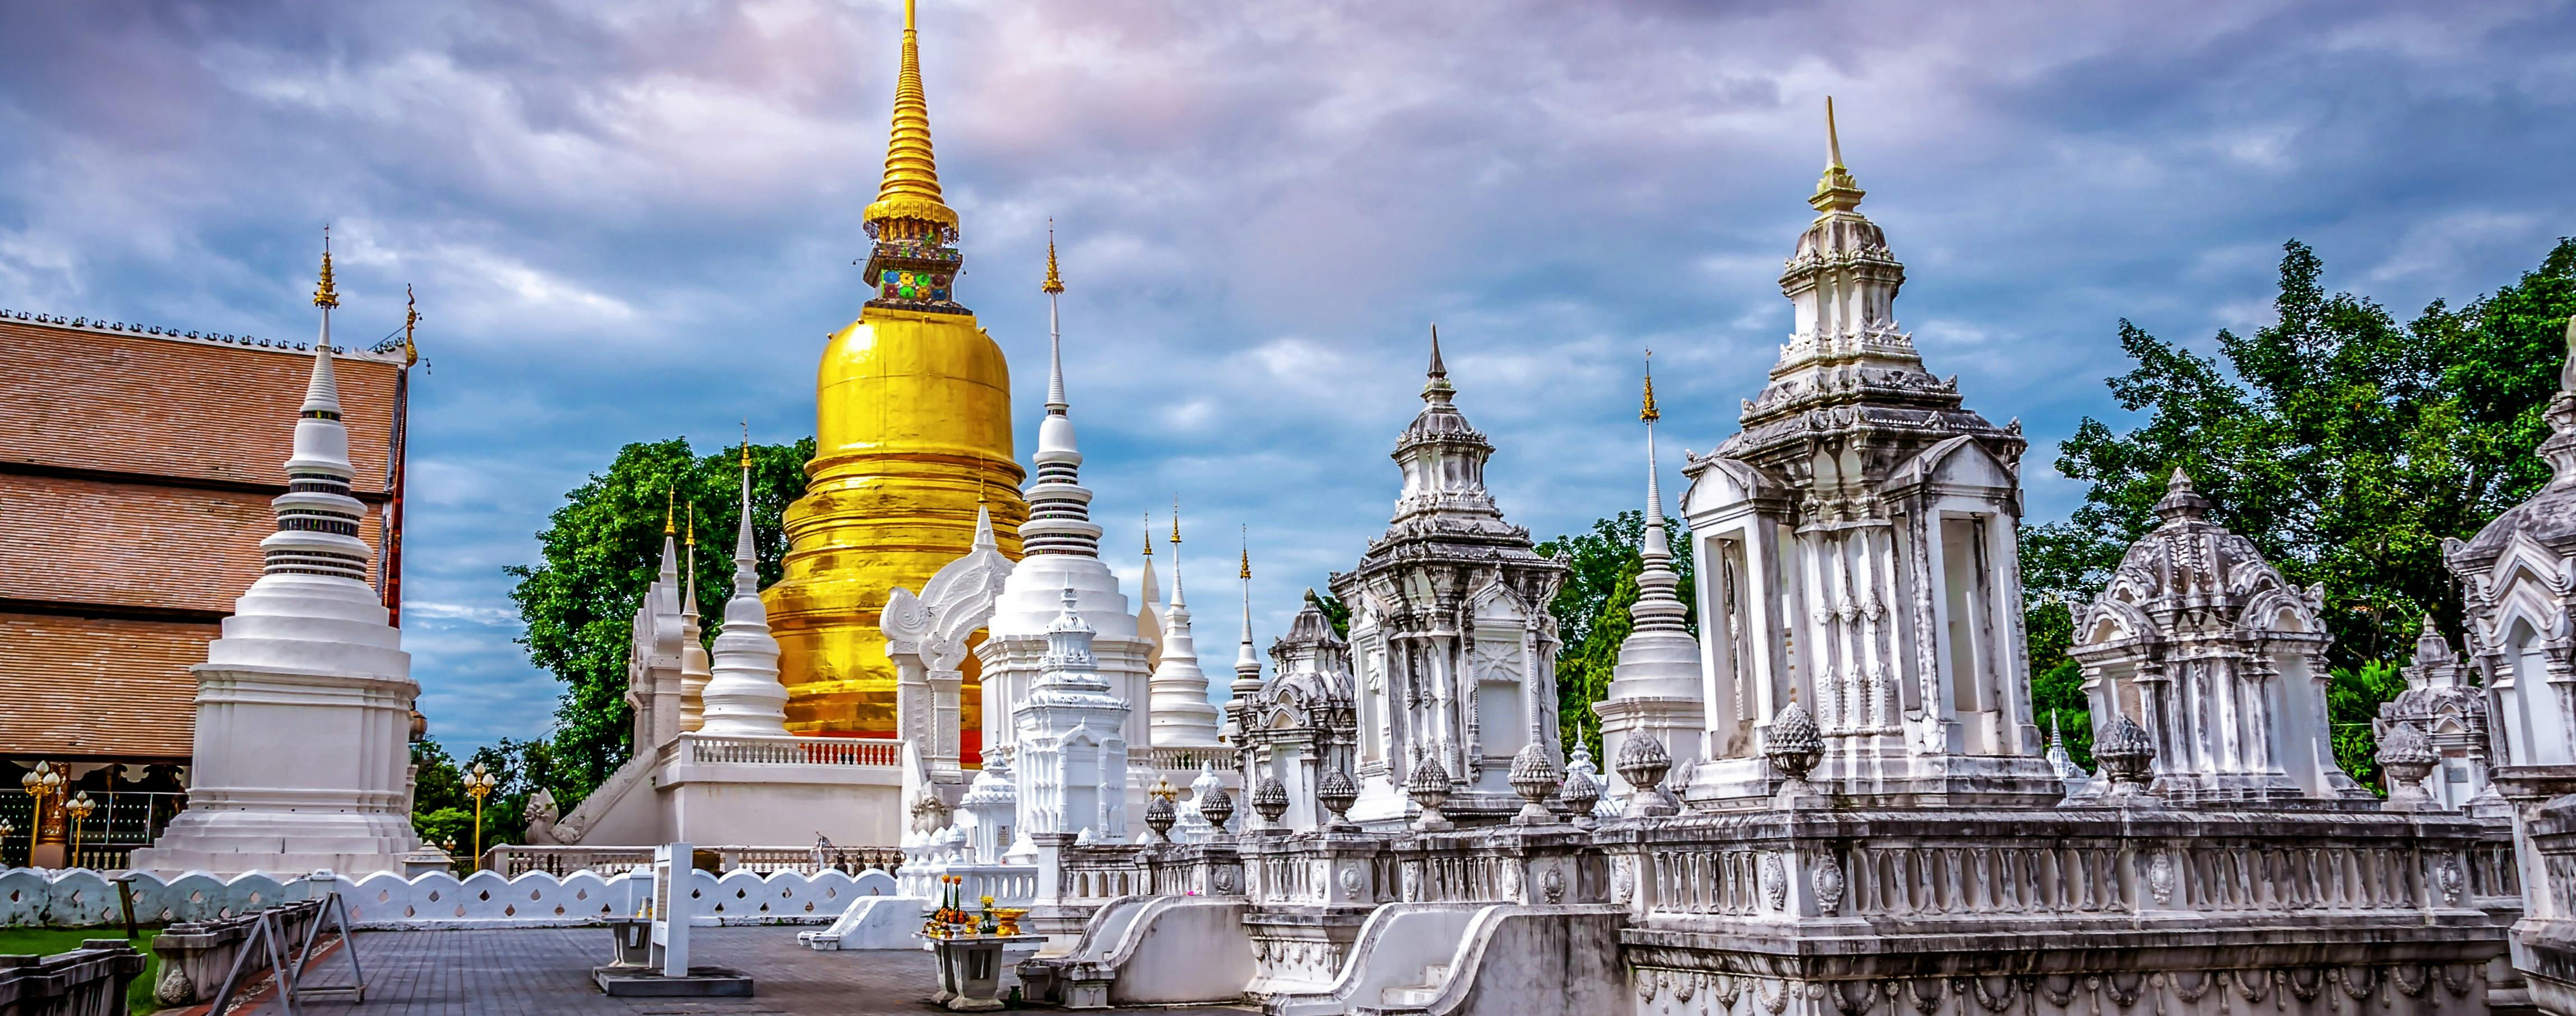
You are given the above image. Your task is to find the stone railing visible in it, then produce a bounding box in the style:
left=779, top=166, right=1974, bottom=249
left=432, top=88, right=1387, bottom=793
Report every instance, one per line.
left=0, top=939, right=146, bottom=1014
left=674, top=732, right=903, bottom=767
left=487, top=843, right=903, bottom=878
left=0, top=866, right=898, bottom=930
left=1597, top=809, right=2507, bottom=930
left=1140, top=745, right=1235, bottom=775
left=900, top=861, right=1040, bottom=908
left=1057, top=843, right=1153, bottom=903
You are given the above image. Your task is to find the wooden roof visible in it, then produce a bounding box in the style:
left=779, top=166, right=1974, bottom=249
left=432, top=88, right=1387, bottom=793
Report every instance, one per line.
left=0, top=314, right=406, bottom=761
left=0, top=316, right=402, bottom=494
left=0, top=613, right=212, bottom=759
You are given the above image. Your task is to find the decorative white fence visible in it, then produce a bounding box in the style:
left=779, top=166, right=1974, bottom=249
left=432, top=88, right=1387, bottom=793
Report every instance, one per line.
left=676, top=732, right=904, bottom=767
left=0, top=865, right=900, bottom=930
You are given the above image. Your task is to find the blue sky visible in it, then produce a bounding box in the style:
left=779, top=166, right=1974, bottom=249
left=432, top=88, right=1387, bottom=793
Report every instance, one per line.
left=5, top=0, right=2572, bottom=752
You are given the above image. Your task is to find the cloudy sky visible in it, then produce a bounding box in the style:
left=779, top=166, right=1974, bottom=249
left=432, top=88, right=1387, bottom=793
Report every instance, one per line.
left=6, top=0, right=2572, bottom=751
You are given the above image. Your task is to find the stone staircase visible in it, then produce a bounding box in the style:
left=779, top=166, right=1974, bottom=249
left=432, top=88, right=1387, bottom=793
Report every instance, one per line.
left=1375, top=962, right=1450, bottom=1009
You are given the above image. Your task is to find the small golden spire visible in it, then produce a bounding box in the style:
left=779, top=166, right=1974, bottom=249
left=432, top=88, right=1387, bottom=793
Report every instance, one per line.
left=1042, top=220, right=1065, bottom=295
left=1239, top=526, right=1252, bottom=580
left=740, top=420, right=752, bottom=469
left=400, top=284, right=420, bottom=366
left=1142, top=512, right=1153, bottom=557
left=665, top=488, right=678, bottom=535
left=1810, top=96, right=1866, bottom=214
left=863, top=0, right=958, bottom=231
left=313, top=226, right=341, bottom=309
left=1640, top=348, right=1661, bottom=423
left=1170, top=497, right=1182, bottom=545
left=687, top=504, right=697, bottom=547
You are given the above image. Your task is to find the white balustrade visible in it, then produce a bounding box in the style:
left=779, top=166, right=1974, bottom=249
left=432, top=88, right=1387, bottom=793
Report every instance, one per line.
left=0, top=866, right=899, bottom=930
left=678, top=733, right=903, bottom=767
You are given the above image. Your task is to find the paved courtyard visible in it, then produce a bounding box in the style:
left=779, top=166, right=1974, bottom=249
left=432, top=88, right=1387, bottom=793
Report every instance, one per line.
left=247, top=926, right=1255, bottom=1015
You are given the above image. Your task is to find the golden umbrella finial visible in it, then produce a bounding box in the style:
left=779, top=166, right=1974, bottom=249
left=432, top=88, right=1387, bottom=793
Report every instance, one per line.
left=1042, top=219, right=1065, bottom=295
left=313, top=225, right=341, bottom=309
left=863, top=0, right=958, bottom=231
left=665, top=488, right=678, bottom=535
left=740, top=420, right=753, bottom=470
left=1640, top=348, right=1660, bottom=423
left=1239, top=525, right=1252, bottom=580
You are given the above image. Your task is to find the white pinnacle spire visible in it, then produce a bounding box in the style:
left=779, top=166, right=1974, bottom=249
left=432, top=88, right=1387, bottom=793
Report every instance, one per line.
left=1138, top=512, right=1165, bottom=668
left=1148, top=500, right=1221, bottom=745
left=699, top=435, right=789, bottom=735
left=679, top=506, right=710, bottom=732
left=1233, top=528, right=1262, bottom=695
left=1022, top=226, right=1101, bottom=556
left=1607, top=354, right=1702, bottom=701
left=268, top=230, right=367, bottom=584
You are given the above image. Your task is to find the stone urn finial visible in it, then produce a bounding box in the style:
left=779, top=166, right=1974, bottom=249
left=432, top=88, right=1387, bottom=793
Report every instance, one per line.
left=1767, top=699, right=1827, bottom=809
left=1252, top=777, right=1291, bottom=830
left=2376, top=721, right=2442, bottom=812
left=2093, top=712, right=2161, bottom=805
left=1509, top=743, right=1562, bottom=824
left=1407, top=757, right=1454, bottom=832
left=1198, top=785, right=1236, bottom=838
left=1145, top=776, right=1179, bottom=843
left=1615, top=734, right=1679, bottom=818
left=1317, top=767, right=1360, bottom=830
left=1561, top=741, right=1605, bottom=827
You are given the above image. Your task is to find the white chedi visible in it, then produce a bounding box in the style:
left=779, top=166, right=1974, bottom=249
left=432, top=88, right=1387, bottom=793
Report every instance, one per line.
left=699, top=443, right=790, bottom=736
left=135, top=247, right=420, bottom=875
left=1147, top=512, right=1222, bottom=746
left=1169, top=761, right=1230, bottom=843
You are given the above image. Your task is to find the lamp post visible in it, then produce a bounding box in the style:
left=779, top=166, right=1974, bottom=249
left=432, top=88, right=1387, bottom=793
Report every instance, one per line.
left=19, top=763, right=62, bottom=867
left=0, top=819, right=13, bottom=868
left=464, top=762, right=498, bottom=872
left=64, top=792, right=96, bottom=867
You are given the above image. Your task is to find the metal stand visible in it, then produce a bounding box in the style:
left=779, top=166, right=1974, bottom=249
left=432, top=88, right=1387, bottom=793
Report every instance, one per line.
left=203, top=890, right=367, bottom=1015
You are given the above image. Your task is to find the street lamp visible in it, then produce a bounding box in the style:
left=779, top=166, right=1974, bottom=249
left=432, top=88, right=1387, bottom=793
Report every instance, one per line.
left=64, top=792, right=96, bottom=867
left=18, top=763, right=61, bottom=864
left=464, top=762, right=498, bottom=872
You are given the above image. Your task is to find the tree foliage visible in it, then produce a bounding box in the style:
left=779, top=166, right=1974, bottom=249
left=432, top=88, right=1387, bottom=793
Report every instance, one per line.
left=504, top=437, right=814, bottom=809
left=410, top=736, right=558, bottom=862
left=2027, top=238, right=2576, bottom=777
left=1539, top=510, right=1695, bottom=758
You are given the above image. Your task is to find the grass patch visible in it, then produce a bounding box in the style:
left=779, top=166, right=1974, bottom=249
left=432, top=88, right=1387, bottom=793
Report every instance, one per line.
left=0, top=927, right=163, bottom=1013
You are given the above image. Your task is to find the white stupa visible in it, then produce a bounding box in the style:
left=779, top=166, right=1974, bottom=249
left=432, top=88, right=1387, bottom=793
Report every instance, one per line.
left=976, top=231, right=1152, bottom=769
left=699, top=439, right=791, bottom=735
left=1146, top=506, right=1223, bottom=746
left=134, top=239, right=421, bottom=876
left=1596, top=356, right=1707, bottom=797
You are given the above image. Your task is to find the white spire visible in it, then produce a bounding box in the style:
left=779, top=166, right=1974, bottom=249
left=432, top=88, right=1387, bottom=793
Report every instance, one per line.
left=679, top=505, right=710, bottom=732
left=1606, top=354, right=1703, bottom=702
left=266, top=231, right=368, bottom=585
left=1022, top=226, right=1102, bottom=556
left=1233, top=528, right=1262, bottom=694
left=1138, top=512, right=1165, bottom=668
left=1148, top=500, right=1221, bottom=745
left=699, top=434, right=790, bottom=736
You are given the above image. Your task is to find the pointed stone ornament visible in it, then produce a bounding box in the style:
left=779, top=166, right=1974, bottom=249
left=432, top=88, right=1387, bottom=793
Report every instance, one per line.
left=699, top=438, right=790, bottom=736
left=1509, top=743, right=1563, bottom=824
left=1147, top=500, right=1221, bottom=745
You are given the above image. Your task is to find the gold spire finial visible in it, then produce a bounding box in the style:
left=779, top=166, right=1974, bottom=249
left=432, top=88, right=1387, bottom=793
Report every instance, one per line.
left=863, top=0, right=958, bottom=231
left=666, top=488, right=678, bottom=535
left=1239, top=526, right=1252, bottom=579
left=1142, top=512, right=1153, bottom=557
left=1042, top=220, right=1065, bottom=295
left=687, top=504, right=697, bottom=547
left=1641, top=348, right=1660, bottom=423
left=1809, top=96, right=1866, bottom=214
left=740, top=420, right=752, bottom=470
left=400, top=284, right=420, bottom=366
left=1171, top=497, right=1182, bottom=545
left=313, top=226, right=341, bottom=309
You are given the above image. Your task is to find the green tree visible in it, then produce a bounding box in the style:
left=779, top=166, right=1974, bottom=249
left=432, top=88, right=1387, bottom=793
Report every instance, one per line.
left=2030, top=238, right=2576, bottom=776
left=504, top=437, right=814, bottom=809
left=1537, top=510, right=1694, bottom=758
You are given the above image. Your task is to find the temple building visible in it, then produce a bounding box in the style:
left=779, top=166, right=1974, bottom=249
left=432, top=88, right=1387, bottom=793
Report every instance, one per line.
left=0, top=281, right=413, bottom=869
left=1679, top=100, right=2060, bottom=808
left=761, top=0, right=1031, bottom=756
left=1332, top=332, right=1569, bottom=827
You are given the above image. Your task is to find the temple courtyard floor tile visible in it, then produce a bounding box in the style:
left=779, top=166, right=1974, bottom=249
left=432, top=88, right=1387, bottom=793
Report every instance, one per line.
left=244, top=926, right=1257, bottom=1015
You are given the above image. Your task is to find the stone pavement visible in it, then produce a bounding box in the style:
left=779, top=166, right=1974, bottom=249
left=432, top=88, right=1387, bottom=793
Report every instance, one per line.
left=247, top=926, right=1255, bottom=1014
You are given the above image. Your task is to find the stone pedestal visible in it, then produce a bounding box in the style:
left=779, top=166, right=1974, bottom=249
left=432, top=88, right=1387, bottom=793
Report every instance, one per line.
left=925, top=934, right=1041, bottom=1012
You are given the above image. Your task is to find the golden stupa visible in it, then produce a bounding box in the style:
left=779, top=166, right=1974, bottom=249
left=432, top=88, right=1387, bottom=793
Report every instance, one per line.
left=763, top=0, right=1028, bottom=754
